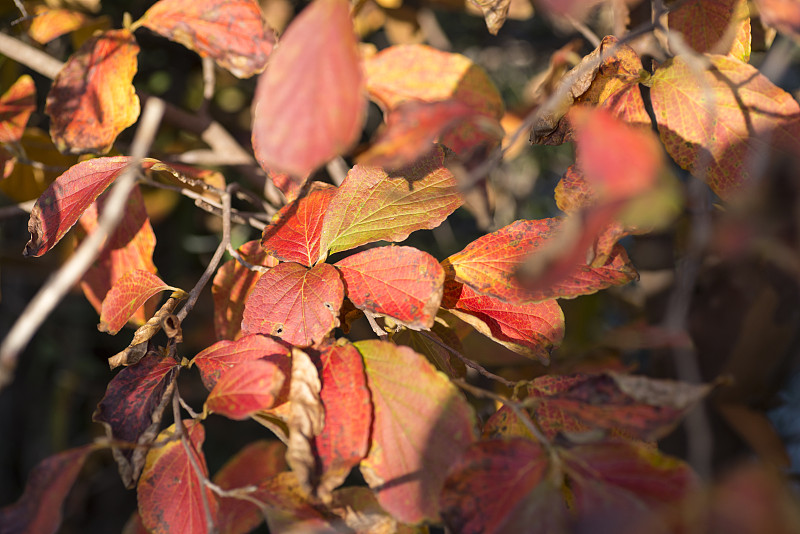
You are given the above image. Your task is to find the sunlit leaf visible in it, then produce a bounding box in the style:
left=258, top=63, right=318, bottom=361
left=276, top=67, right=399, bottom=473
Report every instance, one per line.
left=319, top=146, right=461, bottom=257
left=0, top=75, right=36, bottom=144
left=137, top=0, right=274, bottom=78
left=28, top=7, right=90, bottom=44
left=252, top=0, right=365, bottom=177
left=356, top=340, right=477, bottom=524
left=191, top=333, right=290, bottom=391
left=336, top=246, right=444, bottom=330
left=46, top=29, right=140, bottom=154
left=753, top=0, right=800, bottom=39
left=205, top=359, right=286, bottom=420
left=255, top=472, right=339, bottom=532
left=93, top=351, right=179, bottom=487
left=99, top=270, right=177, bottom=335
left=669, top=0, right=751, bottom=62
left=241, top=262, right=344, bottom=347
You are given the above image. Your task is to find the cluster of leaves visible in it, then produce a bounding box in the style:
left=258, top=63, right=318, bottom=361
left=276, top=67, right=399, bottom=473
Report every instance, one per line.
left=2, top=0, right=800, bottom=533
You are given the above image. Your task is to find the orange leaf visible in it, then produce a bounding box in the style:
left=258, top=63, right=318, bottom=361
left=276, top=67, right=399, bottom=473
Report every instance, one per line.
left=754, top=0, right=800, bottom=39
left=28, top=7, right=90, bottom=44
left=46, top=29, right=140, bottom=155
left=99, top=270, right=176, bottom=334
left=137, top=0, right=274, bottom=78
left=0, top=75, right=36, bottom=144
left=192, top=333, right=290, bottom=391
left=252, top=0, right=365, bottom=177
left=206, top=359, right=286, bottom=420
left=241, top=262, right=344, bottom=347
left=669, top=0, right=751, bottom=62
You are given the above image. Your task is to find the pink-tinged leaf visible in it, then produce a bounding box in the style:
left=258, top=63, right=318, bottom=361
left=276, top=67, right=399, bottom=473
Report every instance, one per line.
left=365, top=44, right=504, bottom=119
left=192, top=333, right=290, bottom=391
left=753, top=0, right=800, bottom=39
left=99, top=270, right=176, bottom=335
left=28, top=7, right=90, bottom=44
left=138, top=421, right=219, bottom=534
left=213, top=441, right=288, bottom=534
left=252, top=0, right=365, bottom=177
left=266, top=168, right=308, bottom=204
left=92, top=352, right=179, bottom=487
left=261, top=182, right=336, bottom=266
left=650, top=54, right=800, bottom=200
left=319, top=146, right=461, bottom=257
left=212, top=240, right=280, bottom=341
left=24, top=156, right=156, bottom=257
left=442, top=279, right=564, bottom=363
left=46, top=29, right=140, bottom=154
left=308, top=343, right=371, bottom=501
left=77, top=185, right=157, bottom=326
left=335, top=246, right=444, bottom=330
left=206, top=359, right=286, bottom=420
left=669, top=0, right=751, bottom=62
left=241, top=262, right=344, bottom=347
left=0, top=444, right=97, bottom=534
left=356, top=340, right=477, bottom=524
left=0, top=75, right=36, bottom=144
left=137, top=0, right=274, bottom=78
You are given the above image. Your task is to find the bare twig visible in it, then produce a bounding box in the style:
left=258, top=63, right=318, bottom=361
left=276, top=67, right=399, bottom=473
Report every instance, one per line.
left=201, top=57, right=216, bottom=112
left=565, top=14, right=601, bottom=47
left=0, top=98, right=165, bottom=391
left=179, top=396, right=202, bottom=419
left=417, top=330, right=516, bottom=388
left=325, top=157, right=348, bottom=186
left=0, top=32, right=62, bottom=78
left=226, top=244, right=270, bottom=273
left=365, top=312, right=388, bottom=338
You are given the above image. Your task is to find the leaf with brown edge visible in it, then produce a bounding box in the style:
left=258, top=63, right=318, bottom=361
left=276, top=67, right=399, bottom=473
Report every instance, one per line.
left=191, top=333, right=290, bottom=391
left=319, top=146, right=461, bottom=258
left=92, top=351, right=179, bottom=487
left=137, top=0, right=274, bottom=78
left=442, top=279, right=564, bottom=364
left=669, top=0, right=751, bottom=62
left=356, top=340, right=477, bottom=524
left=205, top=359, right=286, bottom=420
left=77, top=185, right=157, bottom=326
left=254, top=472, right=339, bottom=532
left=241, top=262, right=344, bottom=347
left=28, top=7, right=90, bottom=44
left=212, top=240, right=280, bottom=341
left=24, top=157, right=157, bottom=257
left=335, top=246, right=444, bottom=330
left=138, top=421, right=219, bottom=534
left=470, top=0, right=512, bottom=35
left=252, top=0, right=364, bottom=178
left=213, top=441, right=287, bottom=534
left=0, top=75, right=35, bottom=144
left=46, top=29, right=139, bottom=154
left=0, top=444, right=98, bottom=534
left=261, top=182, right=336, bottom=267
left=365, top=44, right=504, bottom=119
left=99, top=270, right=178, bottom=335
left=650, top=54, right=800, bottom=201
left=328, top=486, right=428, bottom=534
left=753, top=0, right=800, bottom=39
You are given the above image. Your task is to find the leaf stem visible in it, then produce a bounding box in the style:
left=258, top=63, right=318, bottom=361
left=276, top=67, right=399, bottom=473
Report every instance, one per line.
left=417, top=330, right=515, bottom=388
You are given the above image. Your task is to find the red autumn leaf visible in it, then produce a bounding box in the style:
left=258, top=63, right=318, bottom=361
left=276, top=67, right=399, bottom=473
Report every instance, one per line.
left=319, top=146, right=461, bottom=257
left=753, top=0, right=800, bottom=39
left=24, top=157, right=156, bottom=257
left=99, top=270, right=176, bottom=334
left=356, top=340, right=477, bottom=524
left=261, top=182, right=336, bottom=266
left=650, top=54, right=800, bottom=200
left=137, top=0, right=274, bottom=78
left=241, top=262, right=344, bottom=347
left=77, top=185, right=157, bottom=326
left=669, top=0, right=751, bottom=61
left=266, top=168, right=308, bottom=204
left=46, top=29, right=140, bottom=154
left=335, top=246, right=444, bottom=330
left=0, top=444, right=97, bottom=534
left=206, top=359, right=286, bottom=420
left=309, top=342, right=372, bottom=501
left=138, top=421, right=219, bottom=534
left=28, top=7, right=90, bottom=44
left=442, top=279, right=564, bottom=363
left=535, top=0, right=610, bottom=19
left=0, top=74, right=36, bottom=144
left=252, top=0, right=365, bottom=178
left=92, top=351, right=179, bottom=487
left=212, top=240, right=280, bottom=341
left=192, top=333, right=290, bottom=391
left=213, top=441, right=288, bottom=534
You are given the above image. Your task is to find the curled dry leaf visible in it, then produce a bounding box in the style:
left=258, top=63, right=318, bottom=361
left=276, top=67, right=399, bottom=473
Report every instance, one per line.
left=470, top=0, right=512, bottom=35
left=107, top=297, right=184, bottom=369
left=286, top=348, right=325, bottom=497
left=99, top=270, right=178, bottom=335
left=0, top=75, right=36, bottom=144
left=46, top=29, right=140, bottom=154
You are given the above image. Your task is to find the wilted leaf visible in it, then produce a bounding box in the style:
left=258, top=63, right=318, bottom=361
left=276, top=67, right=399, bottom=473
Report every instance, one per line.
left=650, top=54, right=800, bottom=200
left=138, top=421, right=218, bottom=534
left=0, top=445, right=97, bottom=534
left=356, top=340, right=477, bottom=524
left=99, top=270, right=176, bottom=335
left=319, top=146, right=461, bottom=257
left=252, top=0, right=365, bottom=177
left=753, top=0, right=800, bottom=39
left=206, top=359, right=286, bottom=420
left=669, top=0, right=751, bottom=61
left=191, top=333, right=290, bottom=391
left=137, top=0, right=274, bottom=78
left=470, top=0, right=512, bottom=35
left=0, top=75, right=36, bottom=144
left=28, top=7, right=90, bottom=44
left=329, top=486, right=427, bottom=533
left=261, top=182, right=336, bottom=266
left=93, top=351, right=179, bottom=487
left=335, top=246, right=444, bottom=330
left=241, top=262, right=344, bottom=347
left=212, top=240, right=280, bottom=341
left=46, top=29, right=140, bottom=154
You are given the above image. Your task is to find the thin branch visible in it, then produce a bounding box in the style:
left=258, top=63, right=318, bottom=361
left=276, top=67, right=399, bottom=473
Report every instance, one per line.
left=226, top=244, right=270, bottom=273
left=179, top=396, right=202, bottom=420
left=0, top=32, right=62, bottom=78
left=565, top=14, right=601, bottom=47
left=325, top=157, right=348, bottom=186
left=201, top=57, right=216, bottom=113
left=365, top=312, right=388, bottom=338
left=0, top=98, right=165, bottom=391
left=417, top=330, right=516, bottom=388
